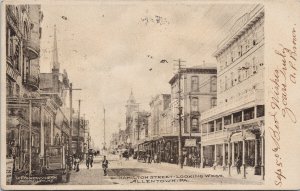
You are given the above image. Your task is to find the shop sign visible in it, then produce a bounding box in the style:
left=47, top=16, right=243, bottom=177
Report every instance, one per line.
left=6, top=159, right=14, bottom=185
left=185, top=139, right=197, bottom=147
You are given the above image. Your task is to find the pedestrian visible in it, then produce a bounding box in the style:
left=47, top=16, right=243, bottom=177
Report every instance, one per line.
left=74, top=155, right=80, bottom=172
left=102, top=155, right=109, bottom=176
left=236, top=156, right=242, bottom=174
left=154, top=153, right=158, bottom=163
left=147, top=152, right=151, bottom=164
left=86, top=153, right=94, bottom=169
left=202, top=157, right=206, bottom=168
left=86, top=154, right=90, bottom=169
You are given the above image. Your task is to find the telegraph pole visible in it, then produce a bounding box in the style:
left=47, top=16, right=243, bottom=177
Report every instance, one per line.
left=77, top=99, right=81, bottom=154
left=103, top=107, right=106, bottom=150
left=68, top=83, right=81, bottom=160
left=174, top=58, right=185, bottom=169
left=136, top=103, right=140, bottom=141
left=29, top=100, right=32, bottom=176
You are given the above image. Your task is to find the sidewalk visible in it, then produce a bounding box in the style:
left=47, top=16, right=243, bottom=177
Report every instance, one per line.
left=154, top=161, right=263, bottom=183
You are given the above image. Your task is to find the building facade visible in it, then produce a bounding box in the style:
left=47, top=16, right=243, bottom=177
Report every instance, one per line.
left=169, top=66, right=217, bottom=163
left=200, top=4, right=265, bottom=179
left=6, top=5, right=44, bottom=177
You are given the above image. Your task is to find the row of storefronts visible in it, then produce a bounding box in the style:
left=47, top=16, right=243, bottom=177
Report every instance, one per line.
left=5, top=5, right=90, bottom=184
left=120, top=4, right=265, bottom=180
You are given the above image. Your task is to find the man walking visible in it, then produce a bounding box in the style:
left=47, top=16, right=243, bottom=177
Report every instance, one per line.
left=102, top=155, right=109, bottom=176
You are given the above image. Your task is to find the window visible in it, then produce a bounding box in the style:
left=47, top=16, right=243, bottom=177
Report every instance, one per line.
left=225, top=76, right=228, bottom=90
left=252, top=31, right=257, bottom=46
left=257, top=105, right=265, bottom=117
left=224, top=115, right=232, bottom=125
left=244, top=107, right=254, bottom=121
left=252, top=57, right=257, bottom=74
left=231, top=72, right=234, bottom=87
left=245, top=62, right=250, bottom=78
left=191, top=118, right=199, bottom=133
left=211, top=97, right=217, bottom=108
left=233, top=111, right=242, bottom=123
left=191, top=76, right=199, bottom=92
left=6, top=79, right=13, bottom=97
left=191, top=97, right=198, bottom=112
left=210, top=76, right=217, bottom=92
left=216, top=118, right=222, bottom=131
left=219, top=79, right=223, bottom=92
left=208, top=121, right=214, bottom=133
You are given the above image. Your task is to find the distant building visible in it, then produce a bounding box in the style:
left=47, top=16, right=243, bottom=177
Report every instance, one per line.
left=125, top=90, right=139, bottom=147
left=200, top=4, right=264, bottom=178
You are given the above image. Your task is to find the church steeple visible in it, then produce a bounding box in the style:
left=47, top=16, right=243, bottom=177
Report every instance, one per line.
left=51, top=25, right=60, bottom=73
left=128, top=88, right=136, bottom=104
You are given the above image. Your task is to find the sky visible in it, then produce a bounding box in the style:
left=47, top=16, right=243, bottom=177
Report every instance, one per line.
left=39, top=2, right=256, bottom=149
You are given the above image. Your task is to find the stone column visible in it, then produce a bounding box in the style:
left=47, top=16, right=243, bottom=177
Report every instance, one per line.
left=242, top=137, right=246, bottom=179
left=201, top=145, right=204, bottom=168
left=222, top=117, right=225, bottom=131
left=254, top=139, right=258, bottom=167
left=40, top=105, right=45, bottom=157
left=232, top=142, right=235, bottom=166
left=214, top=120, right=217, bottom=133
left=206, top=123, right=209, bottom=135
left=214, top=144, right=217, bottom=165
left=228, top=141, right=231, bottom=176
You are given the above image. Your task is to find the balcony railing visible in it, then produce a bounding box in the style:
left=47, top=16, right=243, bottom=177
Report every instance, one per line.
left=24, top=39, right=40, bottom=60
left=202, top=129, right=227, bottom=140
left=201, top=89, right=264, bottom=121
left=23, top=74, right=39, bottom=91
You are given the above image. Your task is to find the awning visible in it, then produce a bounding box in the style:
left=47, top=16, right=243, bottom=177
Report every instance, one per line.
left=231, top=131, right=256, bottom=142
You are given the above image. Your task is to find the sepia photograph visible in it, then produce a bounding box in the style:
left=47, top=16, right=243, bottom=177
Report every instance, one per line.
left=3, top=0, right=298, bottom=189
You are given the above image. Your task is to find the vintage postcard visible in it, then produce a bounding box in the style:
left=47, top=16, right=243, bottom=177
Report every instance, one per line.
left=1, top=0, right=300, bottom=190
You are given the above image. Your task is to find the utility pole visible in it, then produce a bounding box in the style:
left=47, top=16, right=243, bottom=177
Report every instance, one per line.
left=29, top=100, right=32, bottom=176
left=77, top=99, right=81, bottom=154
left=174, top=58, right=186, bottom=169
left=67, top=83, right=81, bottom=160
left=103, top=107, right=106, bottom=150
left=136, top=103, right=140, bottom=141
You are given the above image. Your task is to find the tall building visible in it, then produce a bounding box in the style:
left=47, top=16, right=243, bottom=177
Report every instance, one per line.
left=200, top=4, right=264, bottom=178
left=6, top=5, right=43, bottom=176
left=131, top=110, right=150, bottom=149
left=169, top=66, right=217, bottom=162
left=125, top=90, right=139, bottom=146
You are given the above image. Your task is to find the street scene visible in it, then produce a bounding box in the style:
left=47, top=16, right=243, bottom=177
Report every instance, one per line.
left=5, top=2, right=265, bottom=186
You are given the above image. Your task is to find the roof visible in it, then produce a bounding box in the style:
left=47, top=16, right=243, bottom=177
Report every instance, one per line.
left=213, top=5, right=264, bottom=57
left=169, top=66, right=217, bottom=85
